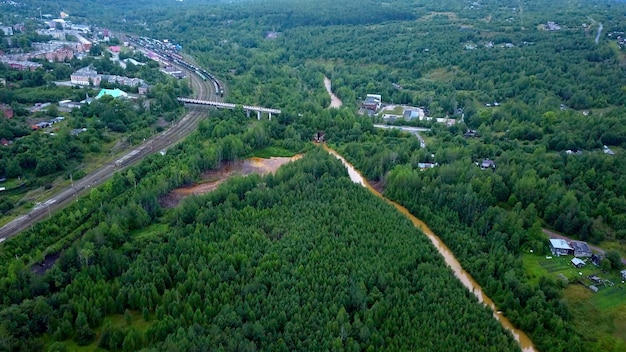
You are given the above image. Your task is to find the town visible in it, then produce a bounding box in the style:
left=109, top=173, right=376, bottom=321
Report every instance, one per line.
left=2, top=1, right=626, bottom=351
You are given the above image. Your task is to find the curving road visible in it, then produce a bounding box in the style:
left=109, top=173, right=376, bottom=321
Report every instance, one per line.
left=0, top=60, right=217, bottom=241
left=373, top=124, right=429, bottom=148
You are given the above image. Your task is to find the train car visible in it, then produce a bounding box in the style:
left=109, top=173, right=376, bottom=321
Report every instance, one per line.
left=195, top=70, right=207, bottom=81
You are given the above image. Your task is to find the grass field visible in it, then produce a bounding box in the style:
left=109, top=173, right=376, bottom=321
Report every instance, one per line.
left=523, top=253, right=626, bottom=350
left=522, top=253, right=599, bottom=285
left=131, top=223, right=169, bottom=241
left=44, top=310, right=154, bottom=352
left=599, top=240, right=626, bottom=260
left=252, top=146, right=298, bottom=158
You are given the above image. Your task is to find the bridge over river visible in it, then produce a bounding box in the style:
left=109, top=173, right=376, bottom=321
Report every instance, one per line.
left=178, top=97, right=281, bottom=120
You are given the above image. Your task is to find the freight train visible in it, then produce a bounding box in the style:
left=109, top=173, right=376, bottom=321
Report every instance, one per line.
left=128, top=36, right=224, bottom=97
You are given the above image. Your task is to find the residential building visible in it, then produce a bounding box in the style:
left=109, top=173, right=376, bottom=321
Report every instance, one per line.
left=75, top=34, right=92, bottom=51
left=0, top=26, right=13, bottom=36
left=71, top=67, right=101, bottom=86
left=45, top=48, right=74, bottom=62
left=1, top=104, right=13, bottom=119
left=1, top=59, right=43, bottom=71
left=101, top=75, right=145, bottom=87
left=362, top=94, right=382, bottom=112
left=138, top=84, right=149, bottom=95
left=570, top=241, right=592, bottom=258
left=550, top=239, right=574, bottom=256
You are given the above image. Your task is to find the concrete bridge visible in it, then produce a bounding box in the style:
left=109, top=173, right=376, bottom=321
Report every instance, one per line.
left=178, top=97, right=281, bottom=120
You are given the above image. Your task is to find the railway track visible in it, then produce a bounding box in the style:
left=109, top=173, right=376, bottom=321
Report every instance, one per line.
left=0, top=59, right=215, bottom=240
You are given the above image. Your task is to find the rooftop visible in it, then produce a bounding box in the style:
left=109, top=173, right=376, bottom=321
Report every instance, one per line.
left=96, top=88, right=128, bottom=99
left=550, top=239, right=573, bottom=251
left=570, top=241, right=591, bottom=253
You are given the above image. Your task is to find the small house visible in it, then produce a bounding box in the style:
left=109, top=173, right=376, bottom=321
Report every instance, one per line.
left=603, top=145, right=615, bottom=156
left=464, top=130, right=479, bottom=138
left=550, top=239, right=574, bottom=256
left=480, top=159, right=496, bottom=170
left=418, top=162, right=438, bottom=170
left=570, top=241, right=592, bottom=257
left=591, top=254, right=603, bottom=266
left=313, top=132, right=325, bottom=143
left=571, top=257, right=585, bottom=268
left=138, top=84, right=149, bottom=95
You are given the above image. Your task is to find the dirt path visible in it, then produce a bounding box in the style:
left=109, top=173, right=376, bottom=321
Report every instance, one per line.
left=542, top=228, right=626, bottom=264
left=323, top=76, right=343, bottom=108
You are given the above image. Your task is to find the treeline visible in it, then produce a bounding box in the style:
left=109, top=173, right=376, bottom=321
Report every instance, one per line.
left=329, top=115, right=625, bottom=351
left=0, top=111, right=266, bottom=350
left=0, top=115, right=519, bottom=351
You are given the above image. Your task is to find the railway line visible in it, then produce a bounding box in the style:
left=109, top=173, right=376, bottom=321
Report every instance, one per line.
left=0, top=50, right=215, bottom=241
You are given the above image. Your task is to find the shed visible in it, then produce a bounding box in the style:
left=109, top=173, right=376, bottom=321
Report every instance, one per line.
left=571, top=257, right=585, bottom=268
left=621, top=270, right=626, bottom=280
left=589, top=285, right=599, bottom=293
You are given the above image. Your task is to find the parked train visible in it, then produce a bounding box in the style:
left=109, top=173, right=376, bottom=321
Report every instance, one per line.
left=128, top=36, right=224, bottom=97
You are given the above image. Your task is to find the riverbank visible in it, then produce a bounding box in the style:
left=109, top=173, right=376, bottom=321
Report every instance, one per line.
left=324, top=145, right=536, bottom=352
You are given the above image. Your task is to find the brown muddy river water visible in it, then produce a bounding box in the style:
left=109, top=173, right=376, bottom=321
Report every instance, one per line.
left=324, top=145, right=536, bottom=352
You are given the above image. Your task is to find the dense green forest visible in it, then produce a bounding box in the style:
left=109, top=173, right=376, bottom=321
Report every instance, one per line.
left=2, top=0, right=626, bottom=350
left=0, top=114, right=519, bottom=351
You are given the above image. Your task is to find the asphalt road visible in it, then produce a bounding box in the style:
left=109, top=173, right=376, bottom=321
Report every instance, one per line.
left=0, top=61, right=216, bottom=241
left=373, top=124, right=429, bottom=148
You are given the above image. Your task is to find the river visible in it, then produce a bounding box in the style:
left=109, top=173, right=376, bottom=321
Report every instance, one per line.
left=324, top=145, right=536, bottom=352
left=324, top=76, right=343, bottom=108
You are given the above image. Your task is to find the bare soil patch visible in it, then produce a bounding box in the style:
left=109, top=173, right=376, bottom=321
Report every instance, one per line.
left=160, top=155, right=302, bottom=208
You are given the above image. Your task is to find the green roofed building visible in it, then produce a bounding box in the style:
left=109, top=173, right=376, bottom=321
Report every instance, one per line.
left=96, top=88, right=128, bottom=99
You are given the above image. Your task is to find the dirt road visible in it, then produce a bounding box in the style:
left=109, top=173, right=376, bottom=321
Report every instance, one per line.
left=323, top=76, right=343, bottom=108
